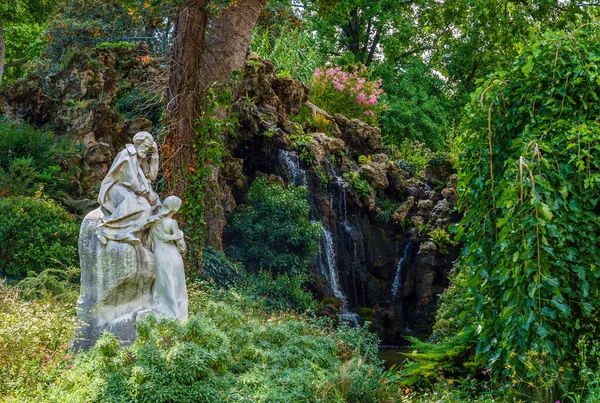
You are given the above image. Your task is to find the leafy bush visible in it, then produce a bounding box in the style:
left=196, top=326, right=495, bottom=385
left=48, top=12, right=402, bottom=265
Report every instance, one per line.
left=386, top=139, right=435, bottom=174
left=0, top=119, right=77, bottom=198
left=247, top=270, right=317, bottom=312
left=28, top=283, right=398, bottom=403
left=200, top=246, right=245, bottom=288
left=0, top=197, right=79, bottom=281
left=0, top=281, right=77, bottom=398
left=456, top=24, right=600, bottom=398
left=344, top=171, right=371, bottom=199
left=310, top=65, right=386, bottom=124
left=225, top=177, right=322, bottom=277
left=428, top=227, right=455, bottom=255
left=289, top=132, right=315, bottom=165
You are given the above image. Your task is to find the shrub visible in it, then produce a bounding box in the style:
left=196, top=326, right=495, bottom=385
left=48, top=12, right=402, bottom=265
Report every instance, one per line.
left=32, top=283, right=396, bottom=403
left=310, top=65, right=386, bottom=124
left=386, top=139, right=435, bottom=174
left=344, top=171, right=371, bottom=199
left=200, top=246, right=245, bottom=288
left=0, top=281, right=77, bottom=398
left=0, top=197, right=79, bottom=281
left=0, top=119, right=77, bottom=199
left=225, top=177, right=322, bottom=277
left=247, top=270, right=317, bottom=312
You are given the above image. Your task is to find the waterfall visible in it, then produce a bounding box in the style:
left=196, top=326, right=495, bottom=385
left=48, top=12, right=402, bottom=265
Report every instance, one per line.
left=320, top=229, right=345, bottom=301
left=278, top=150, right=307, bottom=186
left=319, top=228, right=360, bottom=327
left=330, top=167, right=349, bottom=221
left=392, top=242, right=412, bottom=299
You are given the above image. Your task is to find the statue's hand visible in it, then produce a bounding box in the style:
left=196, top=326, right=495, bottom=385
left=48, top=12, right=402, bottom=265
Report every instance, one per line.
left=151, top=142, right=158, bottom=154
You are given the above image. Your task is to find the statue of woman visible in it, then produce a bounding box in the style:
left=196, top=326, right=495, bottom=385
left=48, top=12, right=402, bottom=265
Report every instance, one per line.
left=147, top=196, right=188, bottom=320
left=96, top=131, right=161, bottom=245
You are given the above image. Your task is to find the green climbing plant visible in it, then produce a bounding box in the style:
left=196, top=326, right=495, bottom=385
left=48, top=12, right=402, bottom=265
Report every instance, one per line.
left=456, top=22, right=600, bottom=399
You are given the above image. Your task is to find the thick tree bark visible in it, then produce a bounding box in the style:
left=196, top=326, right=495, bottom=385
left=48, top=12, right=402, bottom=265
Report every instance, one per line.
left=0, top=16, right=6, bottom=87
left=199, top=0, right=268, bottom=93
left=164, top=0, right=208, bottom=195
left=198, top=0, right=268, bottom=250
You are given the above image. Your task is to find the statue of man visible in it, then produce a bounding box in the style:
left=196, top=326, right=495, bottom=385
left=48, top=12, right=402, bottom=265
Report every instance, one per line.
left=96, top=131, right=161, bottom=245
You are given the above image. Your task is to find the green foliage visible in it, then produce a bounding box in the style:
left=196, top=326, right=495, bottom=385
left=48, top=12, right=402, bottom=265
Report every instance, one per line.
left=375, top=59, right=455, bottom=151
left=17, top=265, right=80, bottom=302
left=428, top=227, right=455, bottom=255
left=0, top=0, right=56, bottom=82
left=95, top=41, right=135, bottom=49
left=0, top=119, right=77, bottom=198
left=200, top=246, right=245, bottom=288
left=289, top=132, right=315, bottom=166
left=357, top=154, right=371, bottom=166
left=115, top=88, right=165, bottom=128
left=24, top=283, right=398, bottom=403
left=376, top=197, right=398, bottom=225
left=344, top=171, right=371, bottom=199
left=402, top=329, right=481, bottom=388
left=250, top=23, right=326, bottom=83
left=388, top=139, right=435, bottom=174
left=0, top=196, right=79, bottom=281
left=456, top=23, right=600, bottom=397
left=182, top=85, right=235, bottom=277
left=247, top=270, right=317, bottom=313
left=0, top=281, right=77, bottom=398
left=226, top=177, right=323, bottom=277
left=39, top=0, right=175, bottom=63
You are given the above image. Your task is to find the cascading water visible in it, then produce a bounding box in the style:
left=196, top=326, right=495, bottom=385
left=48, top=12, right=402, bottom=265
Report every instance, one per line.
left=278, top=149, right=307, bottom=186
left=319, top=228, right=359, bottom=327
left=320, top=229, right=345, bottom=301
left=392, top=242, right=412, bottom=300
left=330, top=167, right=349, bottom=221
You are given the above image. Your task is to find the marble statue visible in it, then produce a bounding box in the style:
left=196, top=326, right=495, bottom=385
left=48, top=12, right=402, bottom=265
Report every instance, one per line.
left=76, top=132, right=188, bottom=349
left=147, top=196, right=188, bottom=321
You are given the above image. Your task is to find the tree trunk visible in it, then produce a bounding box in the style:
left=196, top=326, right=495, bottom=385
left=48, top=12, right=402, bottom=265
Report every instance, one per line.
left=199, top=0, right=268, bottom=93
left=164, top=0, right=208, bottom=196
left=198, top=0, right=268, bottom=250
left=0, top=16, right=6, bottom=87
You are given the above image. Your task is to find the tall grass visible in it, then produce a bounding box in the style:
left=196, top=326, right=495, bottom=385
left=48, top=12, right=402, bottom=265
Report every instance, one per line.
left=250, top=23, right=326, bottom=83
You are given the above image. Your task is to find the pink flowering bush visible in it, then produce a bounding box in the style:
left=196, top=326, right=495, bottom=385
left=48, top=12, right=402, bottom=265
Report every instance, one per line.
left=310, top=65, right=386, bottom=125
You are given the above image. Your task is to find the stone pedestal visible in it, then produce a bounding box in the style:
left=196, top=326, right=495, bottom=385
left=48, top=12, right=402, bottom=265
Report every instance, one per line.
left=75, top=208, right=155, bottom=349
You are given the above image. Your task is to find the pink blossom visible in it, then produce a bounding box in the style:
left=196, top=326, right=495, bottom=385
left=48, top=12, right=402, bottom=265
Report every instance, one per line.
left=65, top=356, right=72, bottom=361
left=356, top=92, right=366, bottom=104
left=334, top=83, right=345, bottom=92
left=66, top=365, right=73, bottom=370
left=364, top=110, right=375, bottom=117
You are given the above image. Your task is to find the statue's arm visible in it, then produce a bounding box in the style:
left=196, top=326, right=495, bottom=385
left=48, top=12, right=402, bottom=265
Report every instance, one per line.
left=169, top=219, right=187, bottom=255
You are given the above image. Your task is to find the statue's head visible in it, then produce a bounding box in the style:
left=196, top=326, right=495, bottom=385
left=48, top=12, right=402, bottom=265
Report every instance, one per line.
left=160, top=196, right=182, bottom=217
left=132, top=131, right=154, bottom=158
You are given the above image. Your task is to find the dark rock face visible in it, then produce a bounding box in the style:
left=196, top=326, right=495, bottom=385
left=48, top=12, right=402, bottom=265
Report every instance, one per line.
left=218, top=58, right=461, bottom=344
left=333, top=113, right=383, bottom=156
